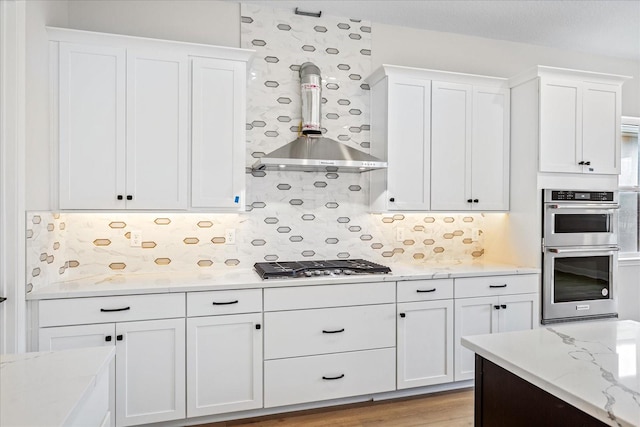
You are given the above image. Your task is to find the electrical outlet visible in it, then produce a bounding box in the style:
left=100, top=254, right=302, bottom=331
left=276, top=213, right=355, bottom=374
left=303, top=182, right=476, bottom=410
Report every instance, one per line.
left=225, top=228, right=236, bottom=245
left=130, top=230, right=142, bottom=247
left=396, top=227, right=405, bottom=242
left=472, top=228, right=481, bottom=241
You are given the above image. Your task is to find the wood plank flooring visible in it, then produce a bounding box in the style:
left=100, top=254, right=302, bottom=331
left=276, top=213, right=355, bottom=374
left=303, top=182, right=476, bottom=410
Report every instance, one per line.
left=199, top=388, right=474, bottom=427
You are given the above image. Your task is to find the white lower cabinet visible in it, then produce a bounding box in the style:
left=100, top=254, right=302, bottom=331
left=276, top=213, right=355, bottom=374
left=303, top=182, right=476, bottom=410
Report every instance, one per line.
left=263, top=282, right=396, bottom=408
left=186, top=313, right=263, bottom=417
left=264, top=348, right=396, bottom=408
left=454, top=291, right=538, bottom=381
left=38, top=294, right=186, bottom=427
left=397, top=299, right=454, bottom=389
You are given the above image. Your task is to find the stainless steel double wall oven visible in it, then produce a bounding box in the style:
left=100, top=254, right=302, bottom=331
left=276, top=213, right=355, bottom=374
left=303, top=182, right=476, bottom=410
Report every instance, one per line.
left=542, top=189, right=619, bottom=324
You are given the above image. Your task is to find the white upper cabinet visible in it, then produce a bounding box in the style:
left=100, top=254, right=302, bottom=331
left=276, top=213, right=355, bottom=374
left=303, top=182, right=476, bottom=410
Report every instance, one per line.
left=50, top=27, right=253, bottom=211
left=191, top=58, right=247, bottom=210
left=368, top=65, right=509, bottom=212
left=513, top=66, right=628, bottom=175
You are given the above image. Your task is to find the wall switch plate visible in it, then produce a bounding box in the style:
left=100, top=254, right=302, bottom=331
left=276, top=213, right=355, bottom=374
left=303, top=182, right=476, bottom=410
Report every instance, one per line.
left=396, top=227, right=406, bottom=242
left=225, top=228, right=236, bottom=245
left=130, top=230, right=142, bottom=247
left=472, top=228, right=481, bottom=241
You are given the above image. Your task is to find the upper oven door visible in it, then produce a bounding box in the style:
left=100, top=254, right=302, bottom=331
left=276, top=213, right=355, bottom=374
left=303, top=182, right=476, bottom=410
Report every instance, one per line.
left=544, top=203, right=619, bottom=247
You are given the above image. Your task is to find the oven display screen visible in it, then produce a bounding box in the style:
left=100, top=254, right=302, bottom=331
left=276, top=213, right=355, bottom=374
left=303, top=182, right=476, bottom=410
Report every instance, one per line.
left=553, top=256, right=611, bottom=303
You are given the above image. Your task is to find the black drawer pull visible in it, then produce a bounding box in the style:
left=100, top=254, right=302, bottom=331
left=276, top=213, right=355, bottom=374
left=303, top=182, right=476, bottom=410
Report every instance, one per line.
left=389, top=197, right=395, bottom=202
left=117, top=195, right=123, bottom=200
left=105, top=335, right=112, bottom=342
left=116, top=335, right=123, bottom=341
left=473, top=199, right=479, bottom=203
left=126, top=195, right=133, bottom=200
left=399, top=313, right=406, bottom=318
left=467, top=199, right=473, bottom=203
left=489, top=284, right=507, bottom=288
left=501, top=304, right=507, bottom=309
left=100, top=307, right=131, bottom=312
left=494, top=305, right=501, bottom=310
left=212, top=300, right=239, bottom=305
left=255, top=324, right=261, bottom=330
left=416, top=288, right=437, bottom=293
left=322, top=328, right=345, bottom=334
left=322, top=374, right=345, bottom=380
left=584, top=161, right=591, bottom=166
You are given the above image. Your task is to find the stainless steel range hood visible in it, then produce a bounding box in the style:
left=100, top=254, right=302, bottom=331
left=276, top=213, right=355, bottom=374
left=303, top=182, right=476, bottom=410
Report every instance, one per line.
left=252, top=62, right=387, bottom=173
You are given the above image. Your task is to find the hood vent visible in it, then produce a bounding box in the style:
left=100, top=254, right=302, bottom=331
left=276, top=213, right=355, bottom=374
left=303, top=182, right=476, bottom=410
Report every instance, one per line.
left=252, top=62, right=387, bottom=173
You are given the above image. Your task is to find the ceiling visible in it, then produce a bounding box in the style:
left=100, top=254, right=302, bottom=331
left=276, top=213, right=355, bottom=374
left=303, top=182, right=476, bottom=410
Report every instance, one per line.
left=239, top=0, right=640, bottom=61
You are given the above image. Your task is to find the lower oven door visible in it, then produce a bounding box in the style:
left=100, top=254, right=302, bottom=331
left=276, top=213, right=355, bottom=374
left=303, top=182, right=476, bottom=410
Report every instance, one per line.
left=542, top=246, right=618, bottom=322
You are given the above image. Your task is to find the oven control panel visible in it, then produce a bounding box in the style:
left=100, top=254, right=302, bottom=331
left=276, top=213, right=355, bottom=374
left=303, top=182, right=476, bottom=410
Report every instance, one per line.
left=549, top=190, right=615, bottom=202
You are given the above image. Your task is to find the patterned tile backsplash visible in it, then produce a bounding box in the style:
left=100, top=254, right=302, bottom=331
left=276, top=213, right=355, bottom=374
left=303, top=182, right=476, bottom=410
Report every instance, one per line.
left=25, top=5, right=489, bottom=293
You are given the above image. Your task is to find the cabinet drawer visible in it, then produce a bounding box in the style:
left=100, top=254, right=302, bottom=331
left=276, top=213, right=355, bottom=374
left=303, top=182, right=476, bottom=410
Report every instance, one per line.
left=187, top=289, right=262, bottom=317
left=454, top=274, right=538, bottom=298
left=264, top=348, right=395, bottom=408
left=39, top=293, right=185, bottom=327
left=264, top=304, right=395, bottom=360
left=264, top=281, right=394, bottom=311
left=397, top=279, right=453, bottom=302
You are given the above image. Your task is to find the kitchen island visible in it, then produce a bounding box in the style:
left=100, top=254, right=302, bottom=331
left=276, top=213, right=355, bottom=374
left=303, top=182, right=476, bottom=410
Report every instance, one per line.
left=0, top=346, right=115, bottom=427
left=462, top=320, right=640, bottom=427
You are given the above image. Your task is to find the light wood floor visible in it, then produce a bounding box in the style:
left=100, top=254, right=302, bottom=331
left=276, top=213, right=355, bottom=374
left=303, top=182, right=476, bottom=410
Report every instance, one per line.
left=199, top=388, right=474, bottom=427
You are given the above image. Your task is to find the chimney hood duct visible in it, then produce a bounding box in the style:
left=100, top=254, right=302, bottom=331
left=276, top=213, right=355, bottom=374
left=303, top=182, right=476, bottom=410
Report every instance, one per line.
left=252, top=62, right=387, bottom=173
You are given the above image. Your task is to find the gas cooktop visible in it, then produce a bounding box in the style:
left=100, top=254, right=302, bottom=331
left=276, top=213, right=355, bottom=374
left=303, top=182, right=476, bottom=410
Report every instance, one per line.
left=254, top=259, right=392, bottom=280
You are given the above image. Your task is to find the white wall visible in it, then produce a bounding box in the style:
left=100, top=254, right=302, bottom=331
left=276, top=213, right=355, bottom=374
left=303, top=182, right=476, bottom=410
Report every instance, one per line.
left=372, top=23, right=640, bottom=117
left=67, top=0, right=240, bottom=47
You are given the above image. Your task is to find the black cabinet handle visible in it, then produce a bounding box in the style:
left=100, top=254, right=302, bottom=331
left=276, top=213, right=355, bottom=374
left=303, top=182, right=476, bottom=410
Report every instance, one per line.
left=501, top=304, right=507, bottom=309
left=416, top=288, right=436, bottom=293
left=126, top=195, right=133, bottom=200
left=322, top=328, right=345, bottom=334
left=467, top=199, right=473, bottom=203
left=116, top=335, right=123, bottom=341
left=473, top=199, right=479, bottom=203
left=399, top=313, right=406, bottom=318
left=389, top=197, right=395, bottom=202
left=212, top=300, right=239, bottom=305
left=578, top=161, right=585, bottom=165
left=117, top=195, right=123, bottom=200
left=493, top=305, right=501, bottom=310
left=100, top=307, right=131, bottom=312
left=584, top=161, right=591, bottom=166
left=255, top=324, right=261, bottom=330
left=322, top=374, right=345, bottom=380
left=489, top=284, right=507, bottom=288
left=0, top=297, right=6, bottom=304
left=105, top=335, right=112, bottom=342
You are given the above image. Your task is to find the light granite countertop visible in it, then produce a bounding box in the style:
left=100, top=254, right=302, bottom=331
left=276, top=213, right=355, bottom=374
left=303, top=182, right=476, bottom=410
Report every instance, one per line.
left=462, top=320, right=640, bottom=427
left=0, top=346, right=115, bottom=427
left=26, top=262, right=539, bottom=300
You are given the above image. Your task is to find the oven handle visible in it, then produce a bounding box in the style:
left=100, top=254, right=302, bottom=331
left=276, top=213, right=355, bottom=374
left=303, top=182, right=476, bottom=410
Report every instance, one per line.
left=547, top=246, right=619, bottom=254
left=548, top=204, right=619, bottom=210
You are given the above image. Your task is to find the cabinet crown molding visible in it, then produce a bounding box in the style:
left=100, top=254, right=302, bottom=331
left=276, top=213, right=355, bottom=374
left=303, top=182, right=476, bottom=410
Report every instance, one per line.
left=509, top=65, right=631, bottom=88
left=46, top=26, right=255, bottom=62
left=366, top=64, right=508, bottom=88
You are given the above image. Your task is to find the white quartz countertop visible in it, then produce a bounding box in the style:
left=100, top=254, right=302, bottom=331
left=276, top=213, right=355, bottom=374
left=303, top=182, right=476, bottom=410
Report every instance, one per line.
left=0, top=346, right=115, bottom=427
left=26, top=262, right=539, bottom=299
left=462, top=320, right=640, bottom=427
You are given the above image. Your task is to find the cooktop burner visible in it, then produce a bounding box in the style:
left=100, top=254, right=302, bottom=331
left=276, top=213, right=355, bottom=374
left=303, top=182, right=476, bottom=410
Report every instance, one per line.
left=254, top=259, right=392, bottom=279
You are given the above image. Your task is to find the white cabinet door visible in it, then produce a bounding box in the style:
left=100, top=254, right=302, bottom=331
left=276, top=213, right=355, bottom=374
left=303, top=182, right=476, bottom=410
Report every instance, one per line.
left=186, top=313, right=262, bottom=417
left=58, top=43, right=126, bottom=209
left=582, top=82, right=621, bottom=174
left=39, top=323, right=115, bottom=351
left=454, top=296, right=498, bottom=381
left=386, top=78, right=431, bottom=211
left=539, top=79, right=583, bottom=173
left=472, top=87, right=509, bottom=211
left=397, top=299, right=454, bottom=389
left=498, top=293, right=539, bottom=333
left=116, top=318, right=186, bottom=426
left=431, top=81, right=472, bottom=211
left=125, top=50, right=188, bottom=210
left=191, top=57, right=246, bottom=210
